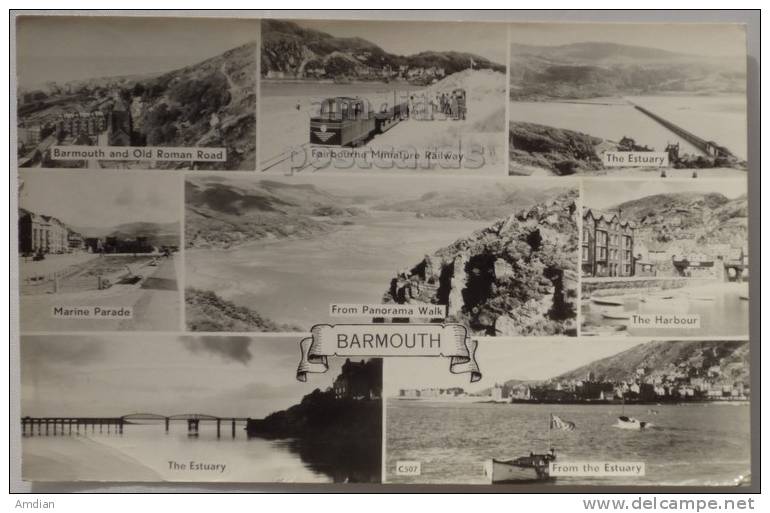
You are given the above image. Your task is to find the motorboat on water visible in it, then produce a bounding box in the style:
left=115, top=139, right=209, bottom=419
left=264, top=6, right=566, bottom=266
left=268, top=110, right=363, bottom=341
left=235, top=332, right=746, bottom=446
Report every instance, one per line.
left=486, top=449, right=556, bottom=483
left=614, top=415, right=651, bottom=430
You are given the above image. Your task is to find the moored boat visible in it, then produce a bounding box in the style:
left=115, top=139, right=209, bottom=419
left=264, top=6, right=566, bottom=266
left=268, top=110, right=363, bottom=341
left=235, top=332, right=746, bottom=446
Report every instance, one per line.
left=614, top=415, right=650, bottom=430
left=591, top=297, right=624, bottom=306
left=486, top=450, right=556, bottom=483
left=601, top=312, right=631, bottom=320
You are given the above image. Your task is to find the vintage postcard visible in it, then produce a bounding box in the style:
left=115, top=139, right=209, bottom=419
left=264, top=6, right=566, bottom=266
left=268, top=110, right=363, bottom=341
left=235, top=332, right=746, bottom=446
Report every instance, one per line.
left=259, top=19, right=507, bottom=174
left=581, top=179, right=748, bottom=337
left=16, top=16, right=257, bottom=170
left=508, top=23, right=748, bottom=177
left=185, top=174, right=578, bottom=336
left=386, top=338, right=750, bottom=486
left=18, top=170, right=182, bottom=331
left=20, top=334, right=383, bottom=483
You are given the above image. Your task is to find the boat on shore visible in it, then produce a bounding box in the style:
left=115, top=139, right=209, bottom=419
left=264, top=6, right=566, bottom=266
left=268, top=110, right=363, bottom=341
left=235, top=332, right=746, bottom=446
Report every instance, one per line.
left=591, top=297, right=624, bottom=306
left=486, top=450, right=556, bottom=483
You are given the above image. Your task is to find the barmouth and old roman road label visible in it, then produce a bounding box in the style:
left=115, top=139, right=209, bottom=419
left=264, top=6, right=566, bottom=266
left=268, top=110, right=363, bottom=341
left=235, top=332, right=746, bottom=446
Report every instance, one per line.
left=329, top=303, right=447, bottom=319
left=549, top=462, right=646, bottom=477
left=50, top=146, right=227, bottom=162
left=52, top=306, right=133, bottom=319
left=629, top=313, right=701, bottom=329
left=602, top=151, right=669, bottom=167
left=296, top=323, right=480, bottom=382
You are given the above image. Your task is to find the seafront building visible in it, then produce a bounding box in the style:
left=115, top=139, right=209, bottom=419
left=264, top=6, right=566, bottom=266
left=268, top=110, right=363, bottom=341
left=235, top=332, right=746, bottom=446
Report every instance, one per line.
left=582, top=208, right=636, bottom=277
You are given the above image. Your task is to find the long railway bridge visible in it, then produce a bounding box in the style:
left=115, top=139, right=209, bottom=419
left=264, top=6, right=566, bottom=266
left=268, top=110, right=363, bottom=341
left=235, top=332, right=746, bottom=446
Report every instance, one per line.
left=21, top=413, right=252, bottom=438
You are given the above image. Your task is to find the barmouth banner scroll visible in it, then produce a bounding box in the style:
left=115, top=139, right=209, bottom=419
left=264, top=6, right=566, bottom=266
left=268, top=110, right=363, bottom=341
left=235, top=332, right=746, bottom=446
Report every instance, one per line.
left=297, top=324, right=481, bottom=382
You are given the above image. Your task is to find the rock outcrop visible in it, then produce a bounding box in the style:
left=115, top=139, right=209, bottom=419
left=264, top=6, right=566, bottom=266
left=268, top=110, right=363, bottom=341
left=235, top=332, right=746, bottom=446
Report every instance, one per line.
left=381, top=191, right=579, bottom=336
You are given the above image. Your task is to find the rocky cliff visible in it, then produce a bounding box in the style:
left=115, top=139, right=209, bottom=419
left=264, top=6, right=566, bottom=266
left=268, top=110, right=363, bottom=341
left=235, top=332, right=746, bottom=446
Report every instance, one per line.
left=509, top=121, right=609, bottom=175
left=381, top=191, right=579, bottom=336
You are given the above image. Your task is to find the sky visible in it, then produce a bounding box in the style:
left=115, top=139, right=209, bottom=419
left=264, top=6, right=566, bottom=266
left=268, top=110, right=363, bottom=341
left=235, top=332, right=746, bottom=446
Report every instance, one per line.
left=384, top=339, right=644, bottom=396
left=584, top=179, right=748, bottom=210
left=21, top=334, right=343, bottom=418
left=293, top=19, right=507, bottom=65
left=16, top=16, right=258, bottom=88
left=509, top=22, right=747, bottom=58
left=19, top=170, right=180, bottom=229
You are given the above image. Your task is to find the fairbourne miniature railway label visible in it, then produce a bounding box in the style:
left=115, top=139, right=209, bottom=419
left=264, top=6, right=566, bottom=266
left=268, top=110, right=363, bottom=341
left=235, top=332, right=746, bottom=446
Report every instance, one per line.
left=52, top=306, right=133, bottom=319
left=297, top=323, right=480, bottom=382
left=50, top=146, right=227, bottom=162
left=330, top=303, right=447, bottom=318
left=602, top=151, right=669, bottom=167
left=550, top=462, right=646, bottom=477
left=629, top=314, right=701, bottom=329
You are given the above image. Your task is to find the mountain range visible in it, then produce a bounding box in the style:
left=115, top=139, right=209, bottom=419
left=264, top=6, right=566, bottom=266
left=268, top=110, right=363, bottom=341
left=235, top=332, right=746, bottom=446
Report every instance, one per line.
left=262, top=19, right=505, bottom=79
left=510, top=41, right=746, bottom=100
left=73, top=221, right=180, bottom=246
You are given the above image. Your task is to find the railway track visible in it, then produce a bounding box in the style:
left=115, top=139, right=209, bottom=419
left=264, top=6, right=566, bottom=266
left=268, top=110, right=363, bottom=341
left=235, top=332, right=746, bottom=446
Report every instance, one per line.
left=260, top=142, right=314, bottom=173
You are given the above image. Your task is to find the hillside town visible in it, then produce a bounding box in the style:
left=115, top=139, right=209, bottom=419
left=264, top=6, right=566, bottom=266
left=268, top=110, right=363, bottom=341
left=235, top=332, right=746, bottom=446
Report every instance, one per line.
left=582, top=208, right=749, bottom=281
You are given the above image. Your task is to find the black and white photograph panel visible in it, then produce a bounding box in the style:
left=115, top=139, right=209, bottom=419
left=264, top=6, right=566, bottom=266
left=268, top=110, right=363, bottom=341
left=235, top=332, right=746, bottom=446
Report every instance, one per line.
left=508, top=23, right=747, bottom=177
left=184, top=175, right=578, bottom=336
left=20, top=334, right=383, bottom=483
left=259, top=19, right=507, bottom=174
left=385, top=338, right=751, bottom=486
left=581, top=179, right=748, bottom=338
left=18, top=170, right=182, bottom=332
left=16, top=16, right=257, bottom=171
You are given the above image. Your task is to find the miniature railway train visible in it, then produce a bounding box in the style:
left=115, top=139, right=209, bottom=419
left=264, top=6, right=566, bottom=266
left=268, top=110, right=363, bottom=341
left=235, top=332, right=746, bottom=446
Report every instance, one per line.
left=310, top=96, right=408, bottom=147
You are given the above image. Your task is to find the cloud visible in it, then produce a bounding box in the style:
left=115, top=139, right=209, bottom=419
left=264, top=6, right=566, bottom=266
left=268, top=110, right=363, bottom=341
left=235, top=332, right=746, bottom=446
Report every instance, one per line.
left=178, top=336, right=253, bottom=364
left=22, top=336, right=106, bottom=365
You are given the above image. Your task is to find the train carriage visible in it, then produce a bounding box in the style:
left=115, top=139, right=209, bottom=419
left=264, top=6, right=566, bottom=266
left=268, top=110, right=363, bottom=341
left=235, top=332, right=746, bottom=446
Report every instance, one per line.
left=310, top=96, right=408, bottom=147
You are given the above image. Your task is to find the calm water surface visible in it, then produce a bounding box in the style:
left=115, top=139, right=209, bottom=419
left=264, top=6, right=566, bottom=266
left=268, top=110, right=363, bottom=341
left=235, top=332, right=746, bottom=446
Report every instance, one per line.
left=386, top=401, right=750, bottom=486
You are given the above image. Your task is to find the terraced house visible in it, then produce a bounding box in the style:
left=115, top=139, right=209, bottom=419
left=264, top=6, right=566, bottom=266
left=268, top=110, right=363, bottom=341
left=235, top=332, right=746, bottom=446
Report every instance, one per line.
left=582, top=208, right=635, bottom=277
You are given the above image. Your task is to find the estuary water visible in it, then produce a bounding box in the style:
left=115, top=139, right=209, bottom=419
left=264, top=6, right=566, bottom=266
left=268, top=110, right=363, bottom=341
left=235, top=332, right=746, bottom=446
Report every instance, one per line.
left=510, top=95, right=747, bottom=160
left=22, top=421, right=334, bottom=483
left=386, top=400, right=750, bottom=486
left=581, top=282, right=749, bottom=337
left=187, top=211, right=490, bottom=330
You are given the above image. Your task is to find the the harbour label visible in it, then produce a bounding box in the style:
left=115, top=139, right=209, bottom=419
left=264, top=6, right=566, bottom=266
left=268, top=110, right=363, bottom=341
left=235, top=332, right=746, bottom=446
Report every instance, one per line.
left=629, top=313, right=701, bottom=329
left=602, top=151, right=669, bottom=167
left=329, top=303, right=447, bottom=319
left=52, top=306, right=133, bottom=319
left=549, top=462, right=646, bottom=477
left=297, top=323, right=480, bottom=382
left=50, top=146, right=227, bottom=162
left=395, top=461, right=422, bottom=476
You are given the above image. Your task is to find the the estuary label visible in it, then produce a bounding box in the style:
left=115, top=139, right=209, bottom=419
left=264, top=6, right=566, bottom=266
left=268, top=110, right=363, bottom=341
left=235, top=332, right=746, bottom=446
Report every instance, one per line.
left=629, top=313, right=701, bottom=329
left=549, top=462, right=646, bottom=477
left=602, top=151, right=669, bottom=167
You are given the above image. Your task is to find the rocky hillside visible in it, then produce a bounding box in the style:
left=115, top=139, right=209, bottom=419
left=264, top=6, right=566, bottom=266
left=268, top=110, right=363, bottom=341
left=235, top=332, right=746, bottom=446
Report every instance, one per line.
left=185, top=178, right=365, bottom=249
left=380, top=190, right=579, bottom=336
left=610, top=192, right=748, bottom=248
left=132, top=42, right=256, bottom=170
left=185, top=288, right=300, bottom=332
left=510, top=42, right=746, bottom=100
left=509, top=122, right=610, bottom=175
left=262, top=19, right=504, bottom=80
left=556, top=340, right=749, bottom=385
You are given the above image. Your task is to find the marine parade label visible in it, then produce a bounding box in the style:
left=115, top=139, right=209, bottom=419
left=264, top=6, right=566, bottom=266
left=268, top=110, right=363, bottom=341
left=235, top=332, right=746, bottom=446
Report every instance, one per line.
left=50, top=146, right=227, bottom=162
left=602, top=151, right=669, bottom=167
left=629, top=313, right=701, bottom=329
left=329, top=303, right=447, bottom=318
left=549, top=462, right=646, bottom=477
left=51, top=306, right=133, bottom=319
left=297, top=323, right=481, bottom=382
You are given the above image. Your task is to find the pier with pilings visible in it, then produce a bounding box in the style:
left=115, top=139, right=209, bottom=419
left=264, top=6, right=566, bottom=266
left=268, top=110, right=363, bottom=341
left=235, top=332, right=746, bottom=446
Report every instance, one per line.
left=631, top=103, right=736, bottom=159
left=21, top=413, right=251, bottom=439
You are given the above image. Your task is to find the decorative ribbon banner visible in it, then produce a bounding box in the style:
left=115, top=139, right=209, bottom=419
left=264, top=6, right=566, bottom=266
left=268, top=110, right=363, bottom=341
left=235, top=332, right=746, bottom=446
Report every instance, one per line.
left=297, top=323, right=481, bottom=382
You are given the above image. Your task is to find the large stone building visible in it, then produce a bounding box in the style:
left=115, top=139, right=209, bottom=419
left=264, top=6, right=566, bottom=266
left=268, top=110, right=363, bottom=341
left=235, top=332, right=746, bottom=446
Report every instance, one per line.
left=18, top=209, right=70, bottom=255
left=582, top=208, right=635, bottom=277
left=57, top=111, right=108, bottom=138
left=333, top=359, right=382, bottom=400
